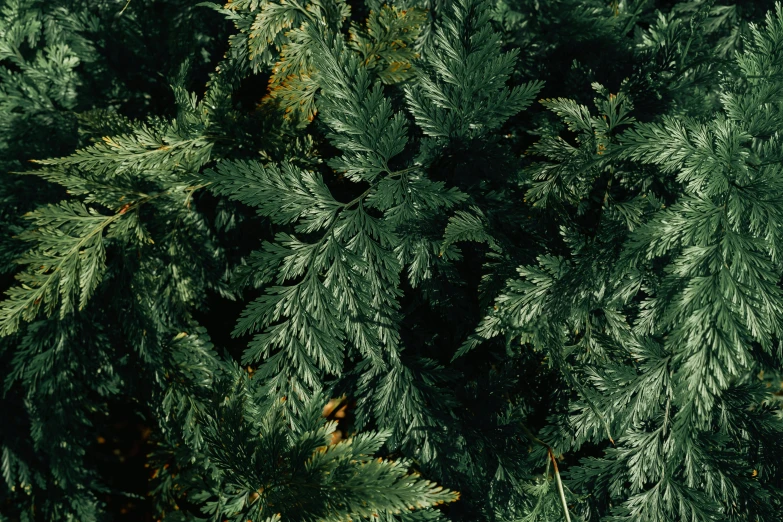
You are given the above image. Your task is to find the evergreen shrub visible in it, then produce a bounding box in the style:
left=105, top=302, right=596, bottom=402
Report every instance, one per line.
left=2, top=0, right=783, bottom=520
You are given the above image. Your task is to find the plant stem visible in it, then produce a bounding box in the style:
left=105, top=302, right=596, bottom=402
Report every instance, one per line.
left=548, top=448, right=572, bottom=522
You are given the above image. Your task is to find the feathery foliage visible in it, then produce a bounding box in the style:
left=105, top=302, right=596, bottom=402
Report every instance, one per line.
left=3, top=0, right=783, bottom=521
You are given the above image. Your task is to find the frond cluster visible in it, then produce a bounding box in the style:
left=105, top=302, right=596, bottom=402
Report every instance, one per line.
left=4, top=0, right=783, bottom=521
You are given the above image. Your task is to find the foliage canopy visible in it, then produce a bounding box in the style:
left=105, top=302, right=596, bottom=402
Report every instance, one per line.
left=2, top=0, right=783, bottom=521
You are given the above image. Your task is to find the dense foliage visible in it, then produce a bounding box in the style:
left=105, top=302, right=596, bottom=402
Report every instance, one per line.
left=2, top=0, right=783, bottom=520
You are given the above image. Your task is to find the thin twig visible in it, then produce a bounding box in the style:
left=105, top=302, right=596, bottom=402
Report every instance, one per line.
left=519, top=423, right=573, bottom=522
left=118, top=0, right=132, bottom=15
left=548, top=448, right=572, bottom=522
